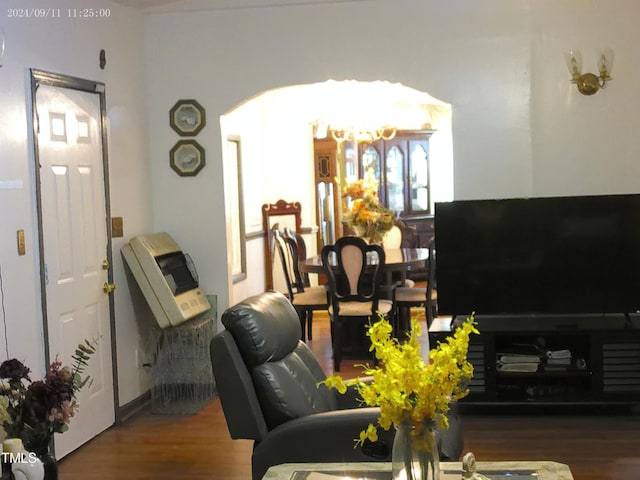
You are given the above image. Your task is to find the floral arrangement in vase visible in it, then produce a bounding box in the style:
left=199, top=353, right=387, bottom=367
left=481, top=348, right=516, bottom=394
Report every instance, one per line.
left=0, top=340, right=97, bottom=454
left=322, top=315, right=478, bottom=480
left=343, top=176, right=395, bottom=245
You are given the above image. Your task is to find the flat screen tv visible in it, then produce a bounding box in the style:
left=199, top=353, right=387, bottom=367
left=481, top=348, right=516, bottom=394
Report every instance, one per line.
left=435, top=194, right=640, bottom=316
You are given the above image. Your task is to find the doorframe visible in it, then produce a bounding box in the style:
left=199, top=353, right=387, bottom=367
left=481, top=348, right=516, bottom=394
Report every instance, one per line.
left=29, top=69, right=119, bottom=418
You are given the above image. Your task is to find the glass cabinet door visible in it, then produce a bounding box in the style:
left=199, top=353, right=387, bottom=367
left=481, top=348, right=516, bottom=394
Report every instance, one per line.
left=355, top=131, right=433, bottom=216
left=361, top=144, right=381, bottom=183
left=385, top=145, right=404, bottom=213
left=409, top=142, right=429, bottom=212
left=344, top=142, right=357, bottom=183
left=317, top=182, right=336, bottom=246
left=329, top=131, right=433, bottom=229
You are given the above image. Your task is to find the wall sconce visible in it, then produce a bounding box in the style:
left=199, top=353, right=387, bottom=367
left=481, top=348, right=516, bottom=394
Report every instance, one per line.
left=564, top=48, right=614, bottom=96
left=0, top=27, right=5, bottom=68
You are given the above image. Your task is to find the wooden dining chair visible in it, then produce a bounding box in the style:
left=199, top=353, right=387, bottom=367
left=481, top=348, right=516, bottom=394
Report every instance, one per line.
left=321, top=236, right=395, bottom=371
left=283, top=226, right=311, bottom=288
left=425, top=239, right=438, bottom=326
left=395, top=239, right=437, bottom=333
left=261, top=199, right=302, bottom=290
left=272, top=229, right=328, bottom=341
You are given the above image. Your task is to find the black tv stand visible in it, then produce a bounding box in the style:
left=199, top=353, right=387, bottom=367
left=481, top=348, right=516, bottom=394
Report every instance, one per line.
left=430, top=313, right=640, bottom=406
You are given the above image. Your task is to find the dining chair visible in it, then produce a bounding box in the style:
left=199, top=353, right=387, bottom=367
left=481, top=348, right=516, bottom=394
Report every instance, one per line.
left=395, top=239, right=437, bottom=333
left=321, top=236, right=395, bottom=371
left=272, top=229, right=328, bottom=341
left=381, top=222, right=415, bottom=288
left=381, top=225, right=403, bottom=249
left=261, top=199, right=302, bottom=290
left=425, top=239, right=438, bottom=326
left=382, top=219, right=419, bottom=249
left=283, top=226, right=310, bottom=288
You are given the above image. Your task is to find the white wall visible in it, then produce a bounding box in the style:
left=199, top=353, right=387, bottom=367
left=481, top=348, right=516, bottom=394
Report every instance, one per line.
left=0, top=0, right=153, bottom=405
left=145, top=0, right=640, bottom=314
left=530, top=0, right=640, bottom=197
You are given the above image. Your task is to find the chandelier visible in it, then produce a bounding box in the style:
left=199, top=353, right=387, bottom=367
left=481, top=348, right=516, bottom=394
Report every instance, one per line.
left=312, top=117, right=397, bottom=144
left=330, top=126, right=397, bottom=143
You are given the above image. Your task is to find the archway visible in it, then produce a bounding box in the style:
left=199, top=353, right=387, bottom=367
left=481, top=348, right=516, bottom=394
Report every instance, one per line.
left=220, top=80, right=453, bottom=300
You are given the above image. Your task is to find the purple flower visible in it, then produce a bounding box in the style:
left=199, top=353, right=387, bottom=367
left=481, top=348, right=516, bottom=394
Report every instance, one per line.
left=0, top=359, right=31, bottom=382
left=0, top=340, right=97, bottom=448
left=24, top=380, right=49, bottom=418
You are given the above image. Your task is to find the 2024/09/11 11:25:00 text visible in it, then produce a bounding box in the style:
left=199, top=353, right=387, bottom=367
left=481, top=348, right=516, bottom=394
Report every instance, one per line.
left=6, top=8, right=112, bottom=18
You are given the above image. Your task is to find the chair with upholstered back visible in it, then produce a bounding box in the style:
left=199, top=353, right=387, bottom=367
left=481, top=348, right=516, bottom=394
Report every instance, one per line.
left=210, top=291, right=463, bottom=480
left=381, top=221, right=416, bottom=288
left=381, top=225, right=403, bottom=249
left=381, top=219, right=419, bottom=249
left=321, top=236, right=394, bottom=371
left=273, top=228, right=327, bottom=340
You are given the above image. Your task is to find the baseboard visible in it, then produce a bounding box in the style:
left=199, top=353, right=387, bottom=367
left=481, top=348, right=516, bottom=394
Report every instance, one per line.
left=116, top=390, right=151, bottom=423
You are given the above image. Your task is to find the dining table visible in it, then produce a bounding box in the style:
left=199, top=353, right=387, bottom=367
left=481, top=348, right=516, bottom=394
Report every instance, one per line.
left=300, top=246, right=429, bottom=353
left=300, top=247, right=429, bottom=286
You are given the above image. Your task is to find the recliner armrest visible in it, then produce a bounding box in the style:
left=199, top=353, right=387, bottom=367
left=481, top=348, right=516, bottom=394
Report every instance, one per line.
left=251, top=407, right=393, bottom=480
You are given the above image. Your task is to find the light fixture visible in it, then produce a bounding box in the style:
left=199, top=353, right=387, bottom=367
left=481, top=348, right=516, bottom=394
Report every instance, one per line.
left=0, top=27, right=5, bottom=68
left=565, top=48, right=614, bottom=96
left=330, top=126, right=396, bottom=143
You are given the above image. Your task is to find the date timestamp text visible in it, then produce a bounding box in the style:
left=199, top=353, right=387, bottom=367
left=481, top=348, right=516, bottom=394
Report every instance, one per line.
left=7, top=8, right=112, bottom=18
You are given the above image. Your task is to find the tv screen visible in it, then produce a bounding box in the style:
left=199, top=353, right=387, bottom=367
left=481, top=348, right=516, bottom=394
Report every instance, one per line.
left=435, top=194, right=640, bottom=315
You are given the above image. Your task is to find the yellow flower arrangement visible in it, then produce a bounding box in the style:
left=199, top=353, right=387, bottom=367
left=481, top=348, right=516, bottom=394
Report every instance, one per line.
left=322, top=314, right=478, bottom=449
left=343, top=177, right=395, bottom=245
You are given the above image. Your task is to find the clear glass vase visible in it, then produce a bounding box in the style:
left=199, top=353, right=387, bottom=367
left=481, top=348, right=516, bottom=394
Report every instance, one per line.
left=392, top=423, right=440, bottom=480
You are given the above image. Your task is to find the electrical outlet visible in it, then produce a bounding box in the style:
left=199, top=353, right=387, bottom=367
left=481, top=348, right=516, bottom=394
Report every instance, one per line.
left=135, top=349, right=151, bottom=368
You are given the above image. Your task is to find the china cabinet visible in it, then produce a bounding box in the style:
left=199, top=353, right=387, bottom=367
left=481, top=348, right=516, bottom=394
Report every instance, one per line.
left=313, top=130, right=435, bottom=250
left=355, top=130, right=434, bottom=217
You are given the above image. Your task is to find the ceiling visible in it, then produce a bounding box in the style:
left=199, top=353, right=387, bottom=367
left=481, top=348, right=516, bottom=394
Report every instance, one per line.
left=112, top=0, right=370, bottom=13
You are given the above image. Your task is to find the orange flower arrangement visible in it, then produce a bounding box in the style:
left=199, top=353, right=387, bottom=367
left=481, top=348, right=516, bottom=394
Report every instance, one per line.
left=343, top=177, right=395, bottom=244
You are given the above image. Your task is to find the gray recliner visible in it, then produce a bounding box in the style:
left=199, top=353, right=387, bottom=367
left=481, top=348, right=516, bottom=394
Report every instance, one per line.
left=210, top=291, right=463, bottom=480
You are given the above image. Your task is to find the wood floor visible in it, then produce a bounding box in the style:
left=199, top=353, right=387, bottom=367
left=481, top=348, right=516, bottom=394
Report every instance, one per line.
left=58, top=310, right=640, bottom=480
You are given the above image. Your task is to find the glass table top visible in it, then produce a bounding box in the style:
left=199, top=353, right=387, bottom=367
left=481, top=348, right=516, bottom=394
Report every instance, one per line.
left=264, top=461, right=573, bottom=480
left=290, top=469, right=539, bottom=480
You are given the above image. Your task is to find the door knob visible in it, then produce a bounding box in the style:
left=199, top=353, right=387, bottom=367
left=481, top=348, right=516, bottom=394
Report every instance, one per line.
left=103, top=282, right=116, bottom=294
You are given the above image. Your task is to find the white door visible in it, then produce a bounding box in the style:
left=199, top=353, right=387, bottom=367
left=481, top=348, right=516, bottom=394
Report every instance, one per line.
left=33, top=75, right=115, bottom=458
